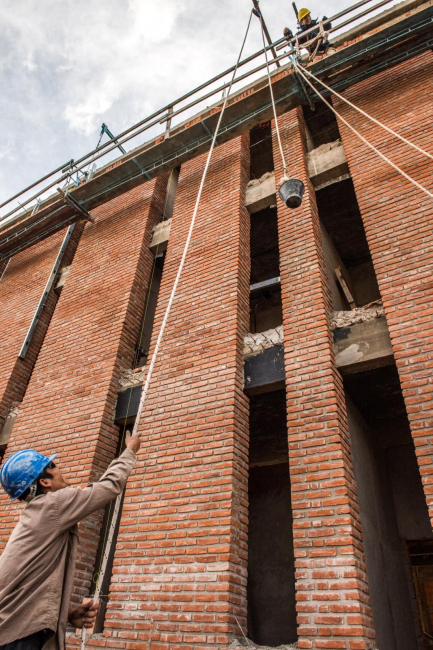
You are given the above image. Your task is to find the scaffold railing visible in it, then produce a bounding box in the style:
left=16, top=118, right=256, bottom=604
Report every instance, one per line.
left=0, top=0, right=412, bottom=230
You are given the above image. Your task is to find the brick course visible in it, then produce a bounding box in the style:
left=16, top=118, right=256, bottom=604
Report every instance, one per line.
left=335, top=52, right=433, bottom=523
left=273, top=108, right=375, bottom=649
left=97, top=135, right=251, bottom=649
left=0, top=48, right=431, bottom=650
left=0, top=178, right=168, bottom=605
left=0, top=223, right=83, bottom=445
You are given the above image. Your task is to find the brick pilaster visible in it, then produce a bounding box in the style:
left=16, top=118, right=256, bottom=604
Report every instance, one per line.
left=335, top=52, right=433, bottom=525
left=273, top=108, right=375, bottom=649
left=100, top=136, right=250, bottom=649
left=0, top=177, right=168, bottom=605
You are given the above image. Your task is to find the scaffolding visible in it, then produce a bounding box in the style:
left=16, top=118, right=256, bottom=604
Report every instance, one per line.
left=0, top=0, right=431, bottom=261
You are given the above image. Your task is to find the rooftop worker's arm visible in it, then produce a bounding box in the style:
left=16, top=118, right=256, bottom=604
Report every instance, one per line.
left=55, top=432, right=140, bottom=531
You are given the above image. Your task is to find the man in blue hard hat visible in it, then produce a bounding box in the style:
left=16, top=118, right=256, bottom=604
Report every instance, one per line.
left=0, top=432, right=140, bottom=650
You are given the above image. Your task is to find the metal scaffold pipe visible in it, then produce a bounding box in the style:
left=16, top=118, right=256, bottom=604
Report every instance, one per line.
left=0, top=0, right=396, bottom=225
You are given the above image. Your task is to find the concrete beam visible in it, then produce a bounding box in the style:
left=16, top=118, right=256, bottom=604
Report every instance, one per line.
left=0, top=407, right=19, bottom=449
left=243, top=316, right=394, bottom=394
left=245, top=173, right=276, bottom=214
left=333, top=316, right=393, bottom=374
left=54, top=265, right=71, bottom=294
left=115, top=317, right=394, bottom=419
left=244, top=344, right=285, bottom=394
left=306, top=140, right=350, bottom=190
left=149, top=218, right=171, bottom=253
left=115, top=385, right=141, bottom=424
left=244, top=140, right=350, bottom=217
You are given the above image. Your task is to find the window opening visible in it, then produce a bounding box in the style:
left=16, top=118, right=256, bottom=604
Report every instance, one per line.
left=249, top=206, right=282, bottom=333
left=247, top=390, right=297, bottom=646
left=250, top=122, right=274, bottom=180
left=317, top=178, right=380, bottom=309
left=303, top=100, right=341, bottom=149
left=135, top=254, right=165, bottom=367
left=344, top=364, right=432, bottom=650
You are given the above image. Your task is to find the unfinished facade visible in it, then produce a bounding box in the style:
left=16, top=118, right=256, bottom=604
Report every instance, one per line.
left=0, top=1, right=433, bottom=649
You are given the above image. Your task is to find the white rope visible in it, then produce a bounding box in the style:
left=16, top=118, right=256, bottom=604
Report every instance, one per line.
left=259, top=16, right=289, bottom=177
left=80, top=11, right=255, bottom=649
left=299, top=64, right=433, bottom=162
left=293, top=61, right=433, bottom=200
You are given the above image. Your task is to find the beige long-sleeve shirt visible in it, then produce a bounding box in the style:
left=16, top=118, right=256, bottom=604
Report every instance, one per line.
left=0, top=447, right=136, bottom=650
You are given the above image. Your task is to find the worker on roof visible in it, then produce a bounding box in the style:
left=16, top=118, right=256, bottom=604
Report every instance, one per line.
left=284, top=8, right=335, bottom=57
left=0, top=432, right=140, bottom=650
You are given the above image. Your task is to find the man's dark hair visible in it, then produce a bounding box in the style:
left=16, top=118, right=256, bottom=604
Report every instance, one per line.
left=18, top=467, right=54, bottom=502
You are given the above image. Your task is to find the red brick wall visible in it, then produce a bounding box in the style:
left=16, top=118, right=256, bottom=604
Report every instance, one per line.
left=0, top=177, right=168, bottom=604
left=0, top=223, right=83, bottom=440
left=335, top=52, right=433, bottom=524
left=97, top=135, right=250, bottom=649
left=273, top=109, right=375, bottom=649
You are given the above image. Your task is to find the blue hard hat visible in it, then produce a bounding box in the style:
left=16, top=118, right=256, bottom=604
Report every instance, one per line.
left=0, top=449, right=57, bottom=501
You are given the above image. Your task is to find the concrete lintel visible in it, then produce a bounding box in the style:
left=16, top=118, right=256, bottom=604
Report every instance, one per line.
left=307, top=140, right=350, bottom=189
left=150, top=218, right=172, bottom=253
left=0, top=407, right=19, bottom=448
left=115, top=318, right=394, bottom=419
left=244, top=344, right=285, bottom=394
left=334, top=316, right=393, bottom=374
left=244, top=141, right=351, bottom=215
left=54, top=265, right=71, bottom=294
left=115, top=385, right=141, bottom=425
left=246, top=173, right=276, bottom=214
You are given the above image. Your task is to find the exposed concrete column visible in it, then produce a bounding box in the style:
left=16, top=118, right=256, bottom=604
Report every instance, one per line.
left=273, top=107, right=376, bottom=649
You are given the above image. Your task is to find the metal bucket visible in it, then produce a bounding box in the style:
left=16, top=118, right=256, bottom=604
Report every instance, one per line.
left=278, top=178, right=305, bottom=209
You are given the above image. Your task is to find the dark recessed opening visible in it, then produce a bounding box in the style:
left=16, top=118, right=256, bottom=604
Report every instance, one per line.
left=250, top=122, right=273, bottom=180
left=317, top=178, right=381, bottom=308
left=345, top=364, right=432, bottom=650
left=303, top=100, right=341, bottom=149
left=318, top=179, right=370, bottom=268
left=249, top=206, right=282, bottom=333
left=135, top=253, right=165, bottom=367
left=247, top=390, right=297, bottom=647
left=250, top=207, right=279, bottom=284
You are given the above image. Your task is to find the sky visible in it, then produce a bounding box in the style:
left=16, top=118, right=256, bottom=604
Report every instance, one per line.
left=0, top=0, right=396, bottom=212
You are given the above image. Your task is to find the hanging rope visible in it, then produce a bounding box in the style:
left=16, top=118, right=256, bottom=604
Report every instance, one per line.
left=299, top=64, right=433, bottom=162
left=89, top=170, right=175, bottom=609
left=258, top=14, right=289, bottom=177
left=292, top=60, right=433, bottom=200
left=80, top=11, right=255, bottom=650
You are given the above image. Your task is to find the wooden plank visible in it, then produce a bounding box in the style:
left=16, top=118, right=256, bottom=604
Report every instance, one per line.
left=335, top=266, right=356, bottom=309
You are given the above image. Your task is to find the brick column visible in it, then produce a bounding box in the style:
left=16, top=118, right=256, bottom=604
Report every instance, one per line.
left=0, top=224, right=83, bottom=439
left=273, top=108, right=375, bottom=649
left=0, top=177, right=168, bottom=604
left=335, top=53, right=433, bottom=524
left=102, top=135, right=250, bottom=649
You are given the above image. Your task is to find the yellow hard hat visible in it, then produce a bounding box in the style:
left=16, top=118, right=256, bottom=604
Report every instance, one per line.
left=298, top=7, right=311, bottom=20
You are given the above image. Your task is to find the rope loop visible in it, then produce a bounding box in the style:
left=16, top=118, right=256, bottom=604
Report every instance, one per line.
left=292, top=59, right=433, bottom=200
